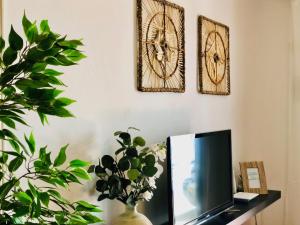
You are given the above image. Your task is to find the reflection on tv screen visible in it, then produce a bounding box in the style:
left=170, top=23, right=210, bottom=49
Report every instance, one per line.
left=169, top=131, right=232, bottom=225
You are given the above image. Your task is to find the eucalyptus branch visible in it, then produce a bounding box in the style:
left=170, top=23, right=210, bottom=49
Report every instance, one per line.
left=93, top=128, right=166, bottom=207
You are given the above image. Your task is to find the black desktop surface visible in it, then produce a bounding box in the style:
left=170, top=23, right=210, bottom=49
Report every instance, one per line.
left=203, top=190, right=281, bottom=225
left=161, top=190, right=280, bottom=225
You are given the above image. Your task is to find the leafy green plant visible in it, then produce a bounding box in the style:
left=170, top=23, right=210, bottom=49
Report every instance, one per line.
left=89, top=128, right=166, bottom=207
left=0, top=14, right=102, bottom=224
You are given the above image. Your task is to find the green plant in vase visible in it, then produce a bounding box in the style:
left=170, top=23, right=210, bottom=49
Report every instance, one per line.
left=0, top=14, right=102, bottom=224
left=89, top=128, right=167, bottom=225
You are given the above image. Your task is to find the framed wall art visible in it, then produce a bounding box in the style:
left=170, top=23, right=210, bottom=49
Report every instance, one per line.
left=137, top=0, right=185, bottom=92
left=240, top=161, right=268, bottom=194
left=198, top=16, right=230, bottom=95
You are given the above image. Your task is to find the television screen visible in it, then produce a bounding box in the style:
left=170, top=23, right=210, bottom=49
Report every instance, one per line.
left=167, top=130, right=233, bottom=225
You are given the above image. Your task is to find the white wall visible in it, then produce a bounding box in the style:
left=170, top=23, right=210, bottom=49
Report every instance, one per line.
left=3, top=0, right=290, bottom=224
left=286, top=1, right=300, bottom=225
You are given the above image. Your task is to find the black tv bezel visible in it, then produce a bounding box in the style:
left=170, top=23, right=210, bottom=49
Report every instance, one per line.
left=166, top=130, right=234, bottom=225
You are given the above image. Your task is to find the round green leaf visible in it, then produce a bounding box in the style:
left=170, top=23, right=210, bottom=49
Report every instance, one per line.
left=96, top=180, right=107, bottom=192
left=144, top=154, right=155, bottom=166
left=101, top=155, right=114, bottom=169
left=133, top=136, right=146, bottom=147
left=127, top=169, right=140, bottom=181
left=119, top=132, right=131, bottom=145
left=142, top=166, right=158, bottom=177
left=130, top=157, right=140, bottom=169
left=118, top=157, right=130, bottom=171
left=126, top=147, right=138, bottom=157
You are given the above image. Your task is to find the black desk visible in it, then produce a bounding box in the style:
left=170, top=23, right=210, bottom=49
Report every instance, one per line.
left=200, top=190, right=281, bottom=225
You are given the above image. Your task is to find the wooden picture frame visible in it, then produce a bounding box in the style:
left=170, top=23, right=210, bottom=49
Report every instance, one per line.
left=198, top=16, right=230, bottom=95
left=240, top=161, right=268, bottom=194
left=137, top=0, right=185, bottom=92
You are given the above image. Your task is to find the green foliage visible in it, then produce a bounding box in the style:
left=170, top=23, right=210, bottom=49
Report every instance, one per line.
left=0, top=13, right=102, bottom=224
left=90, top=128, right=166, bottom=207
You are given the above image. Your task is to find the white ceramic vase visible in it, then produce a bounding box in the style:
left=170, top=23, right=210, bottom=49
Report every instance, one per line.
left=110, top=205, right=153, bottom=225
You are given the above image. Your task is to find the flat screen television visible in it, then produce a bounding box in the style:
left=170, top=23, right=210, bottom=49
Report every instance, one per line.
left=167, top=130, right=233, bottom=225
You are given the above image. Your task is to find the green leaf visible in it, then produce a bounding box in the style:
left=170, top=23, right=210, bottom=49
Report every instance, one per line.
left=8, top=156, right=23, bottom=172
left=82, top=213, right=103, bottom=223
left=53, top=98, right=76, bottom=107
left=2, top=129, right=18, bottom=140
left=0, top=117, right=16, bottom=129
left=128, top=127, right=140, bottom=131
left=142, top=166, right=158, bottom=177
left=52, top=177, right=67, bottom=187
left=39, top=146, right=47, bottom=160
left=53, top=144, right=68, bottom=167
left=96, top=180, right=107, bottom=192
left=133, top=136, right=146, bottom=147
left=101, top=155, right=114, bottom=169
left=127, top=169, right=140, bottom=181
left=45, top=56, right=63, bottom=65
left=57, top=54, right=76, bottom=66
left=115, top=147, right=126, bottom=155
left=98, top=193, right=109, bottom=201
left=126, top=147, right=138, bottom=157
left=130, top=157, right=140, bottom=169
left=38, top=33, right=57, bottom=50
left=2, top=86, right=15, bottom=96
left=15, top=78, right=50, bottom=90
left=63, top=49, right=86, bottom=62
left=28, top=181, right=37, bottom=198
left=15, top=192, right=32, bottom=205
left=58, top=39, right=83, bottom=48
left=3, top=47, right=17, bottom=66
left=32, top=62, right=47, bottom=72
left=10, top=116, right=28, bottom=126
left=38, top=111, right=48, bottom=125
left=118, top=157, right=130, bottom=171
left=38, top=106, right=74, bottom=118
left=0, top=179, right=16, bottom=199
left=70, top=167, right=91, bottom=180
left=145, top=154, right=155, bottom=166
left=87, top=165, right=95, bottom=173
left=76, top=201, right=102, bottom=212
left=69, top=159, right=91, bottom=168
left=0, top=36, right=5, bottom=52
left=9, top=139, right=20, bottom=153
left=22, top=12, right=33, bottom=34
left=119, top=132, right=131, bottom=145
left=9, top=25, right=23, bottom=50
left=33, top=198, right=42, bottom=218
left=0, top=152, right=8, bottom=163
left=40, top=20, right=50, bottom=33
left=43, top=68, right=63, bottom=76
left=24, top=132, right=36, bottom=155
left=114, top=131, right=122, bottom=136
left=40, top=192, right=50, bottom=207
left=0, top=172, right=3, bottom=181
left=26, top=23, right=38, bottom=43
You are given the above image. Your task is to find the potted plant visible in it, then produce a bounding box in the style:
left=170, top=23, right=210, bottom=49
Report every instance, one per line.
left=0, top=14, right=102, bottom=224
left=89, top=127, right=166, bottom=225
